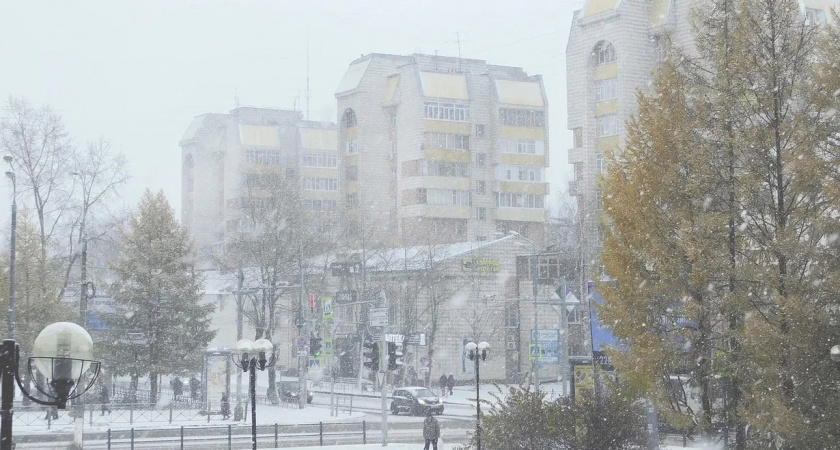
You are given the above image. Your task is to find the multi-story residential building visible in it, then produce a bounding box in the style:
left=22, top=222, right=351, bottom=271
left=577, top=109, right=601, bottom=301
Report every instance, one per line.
left=566, top=0, right=839, bottom=270
left=180, top=107, right=338, bottom=257
left=335, top=53, right=550, bottom=246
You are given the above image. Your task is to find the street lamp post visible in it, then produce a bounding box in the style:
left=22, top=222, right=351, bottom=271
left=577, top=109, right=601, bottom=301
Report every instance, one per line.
left=465, top=341, right=490, bottom=450
left=1, top=322, right=101, bottom=450
left=4, top=156, right=15, bottom=340
left=232, top=338, right=275, bottom=450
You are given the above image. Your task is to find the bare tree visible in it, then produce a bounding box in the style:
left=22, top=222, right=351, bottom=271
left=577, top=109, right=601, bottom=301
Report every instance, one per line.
left=57, top=138, right=128, bottom=300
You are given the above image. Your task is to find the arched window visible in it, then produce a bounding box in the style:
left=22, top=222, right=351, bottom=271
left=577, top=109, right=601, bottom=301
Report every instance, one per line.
left=592, top=41, right=616, bottom=65
left=341, top=108, right=357, bottom=128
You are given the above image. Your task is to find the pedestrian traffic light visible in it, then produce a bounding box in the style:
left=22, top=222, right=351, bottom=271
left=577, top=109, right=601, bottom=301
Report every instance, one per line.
left=363, top=341, right=379, bottom=371
left=387, top=341, right=404, bottom=371
left=310, top=336, right=322, bottom=357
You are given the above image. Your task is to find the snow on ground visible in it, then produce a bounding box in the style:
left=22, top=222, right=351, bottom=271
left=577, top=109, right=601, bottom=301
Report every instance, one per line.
left=15, top=404, right=364, bottom=434
left=270, top=444, right=461, bottom=450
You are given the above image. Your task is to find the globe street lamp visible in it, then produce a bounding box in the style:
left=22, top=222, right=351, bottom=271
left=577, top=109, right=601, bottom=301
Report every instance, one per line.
left=465, top=341, right=490, bottom=450
left=232, top=338, right=276, bottom=450
left=4, top=155, right=16, bottom=340
left=1, top=322, right=101, bottom=450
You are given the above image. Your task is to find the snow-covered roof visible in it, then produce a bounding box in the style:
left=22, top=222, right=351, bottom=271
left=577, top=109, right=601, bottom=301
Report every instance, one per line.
left=363, top=236, right=515, bottom=273
left=335, top=59, right=371, bottom=95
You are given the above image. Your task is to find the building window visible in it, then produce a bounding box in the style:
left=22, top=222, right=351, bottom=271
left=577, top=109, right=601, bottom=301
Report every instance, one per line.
left=341, top=108, right=357, bottom=128
left=596, top=114, right=620, bottom=137
left=593, top=41, right=616, bottom=65
left=346, top=140, right=359, bottom=155
left=505, top=304, right=519, bottom=327
left=496, top=193, right=545, bottom=209
left=499, top=138, right=545, bottom=155
left=424, top=132, right=470, bottom=150
left=424, top=102, right=470, bottom=122
left=346, top=165, right=358, bottom=181
left=475, top=153, right=486, bottom=167
left=477, top=207, right=486, bottom=220
left=345, top=193, right=359, bottom=208
left=594, top=78, right=618, bottom=101
left=596, top=153, right=606, bottom=174
left=806, top=8, right=827, bottom=25
left=245, top=149, right=282, bottom=165
left=304, top=199, right=338, bottom=211
left=391, top=141, right=398, bottom=159
left=574, top=163, right=583, bottom=181
left=303, top=177, right=338, bottom=191
left=420, top=160, right=470, bottom=177
left=595, top=189, right=603, bottom=210
left=389, top=111, right=397, bottom=127
left=497, top=165, right=543, bottom=182
left=499, top=108, right=545, bottom=127
left=456, top=220, right=467, bottom=236
left=475, top=124, right=486, bottom=137
left=426, top=189, right=471, bottom=206
left=567, top=308, right=585, bottom=324
left=476, top=180, right=486, bottom=195
left=302, top=152, right=338, bottom=168
left=573, top=128, right=583, bottom=148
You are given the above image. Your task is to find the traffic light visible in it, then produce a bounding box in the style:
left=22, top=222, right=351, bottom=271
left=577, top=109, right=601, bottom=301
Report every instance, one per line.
left=310, top=336, right=322, bottom=357
left=387, top=342, right=404, bottom=371
left=363, top=341, right=379, bottom=371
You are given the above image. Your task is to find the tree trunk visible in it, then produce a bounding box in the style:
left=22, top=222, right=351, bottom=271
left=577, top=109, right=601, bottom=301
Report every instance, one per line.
left=149, top=371, right=158, bottom=406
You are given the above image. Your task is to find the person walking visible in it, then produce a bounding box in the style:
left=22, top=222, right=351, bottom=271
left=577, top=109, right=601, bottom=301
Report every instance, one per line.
left=171, top=376, right=183, bottom=401
left=438, top=374, right=448, bottom=397
left=99, top=383, right=111, bottom=415
left=447, top=374, right=455, bottom=396
left=221, top=393, right=231, bottom=420
left=423, top=410, right=440, bottom=450
left=189, top=376, right=201, bottom=400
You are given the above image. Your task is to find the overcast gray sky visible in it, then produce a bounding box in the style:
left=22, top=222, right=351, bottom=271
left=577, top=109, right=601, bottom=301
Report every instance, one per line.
left=0, top=0, right=585, bottom=219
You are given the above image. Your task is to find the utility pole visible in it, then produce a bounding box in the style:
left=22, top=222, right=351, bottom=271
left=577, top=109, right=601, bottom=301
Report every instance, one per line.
left=531, top=252, right=539, bottom=393
left=380, top=290, right=389, bottom=446
left=235, top=269, right=244, bottom=409
left=299, top=250, right=308, bottom=410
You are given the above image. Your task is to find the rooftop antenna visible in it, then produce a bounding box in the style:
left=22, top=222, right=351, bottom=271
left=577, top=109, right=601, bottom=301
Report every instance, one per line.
left=306, top=32, right=311, bottom=121
left=234, top=88, right=240, bottom=110
left=456, top=32, right=462, bottom=72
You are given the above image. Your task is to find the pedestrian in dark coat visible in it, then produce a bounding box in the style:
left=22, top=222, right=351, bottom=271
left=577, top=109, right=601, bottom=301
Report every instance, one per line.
left=447, top=374, right=455, bottom=396
left=99, top=384, right=111, bottom=415
left=423, top=410, right=440, bottom=450
left=221, top=393, right=231, bottom=420
left=189, top=376, right=200, bottom=400
left=171, top=377, right=183, bottom=400
left=438, top=374, right=448, bottom=397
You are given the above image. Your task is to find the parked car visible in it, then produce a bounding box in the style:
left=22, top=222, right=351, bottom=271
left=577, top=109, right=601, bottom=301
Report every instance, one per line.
left=276, top=381, right=313, bottom=404
left=390, top=386, right=444, bottom=416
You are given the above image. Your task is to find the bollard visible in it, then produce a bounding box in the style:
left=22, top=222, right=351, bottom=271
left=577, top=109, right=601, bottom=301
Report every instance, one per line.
left=169, top=403, right=173, bottom=424
left=319, top=421, right=323, bottom=446
left=349, top=395, right=354, bottom=415
left=107, top=428, right=111, bottom=450
left=89, top=405, right=93, bottom=424
left=208, top=400, right=211, bottom=423
left=274, top=423, right=278, bottom=448
left=47, top=408, right=51, bottom=429
left=180, top=425, right=184, bottom=450
left=362, top=420, right=366, bottom=444
left=130, top=403, right=133, bottom=425
left=130, top=428, right=135, bottom=450
left=228, top=424, right=232, bottom=449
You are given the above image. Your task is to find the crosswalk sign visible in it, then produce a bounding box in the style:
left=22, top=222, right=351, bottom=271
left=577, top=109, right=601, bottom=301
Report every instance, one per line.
left=529, top=344, right=543, bottom=360
left=309, top=358, right=321, bottom=369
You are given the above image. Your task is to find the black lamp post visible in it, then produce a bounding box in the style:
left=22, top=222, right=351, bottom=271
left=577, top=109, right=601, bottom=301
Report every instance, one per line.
left=232, top=338, right=275, bottom=450
left=465, top=341, right=490, bottom=450
left=4, top=155, right=16, bottom=341
left=0, top=322, right=101, bottom=450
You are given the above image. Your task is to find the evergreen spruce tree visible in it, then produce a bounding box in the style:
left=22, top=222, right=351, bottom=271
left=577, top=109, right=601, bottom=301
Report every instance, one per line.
left=105, top=190, right=215, bottom=405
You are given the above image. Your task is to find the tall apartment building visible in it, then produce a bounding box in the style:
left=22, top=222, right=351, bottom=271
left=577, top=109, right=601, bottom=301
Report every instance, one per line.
left=180, top=107, right=338, bottom=256
left=565, top=0, right=836, bottom=269
left=335, top=53, right=550, bottom=245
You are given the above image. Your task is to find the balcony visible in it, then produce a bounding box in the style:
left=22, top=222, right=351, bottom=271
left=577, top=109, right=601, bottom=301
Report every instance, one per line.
left=569, top=180, right=580, bottom=196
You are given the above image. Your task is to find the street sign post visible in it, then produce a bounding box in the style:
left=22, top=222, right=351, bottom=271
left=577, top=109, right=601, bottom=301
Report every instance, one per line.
left=531, top=329, right=560, bottom=364
left=407, top=333, right=426, bottom=346
left=369, top=308, right=388, bottom=327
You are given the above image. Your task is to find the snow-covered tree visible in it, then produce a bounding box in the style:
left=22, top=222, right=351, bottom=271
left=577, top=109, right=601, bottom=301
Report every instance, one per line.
left=105, top=190, right=215, bottom=405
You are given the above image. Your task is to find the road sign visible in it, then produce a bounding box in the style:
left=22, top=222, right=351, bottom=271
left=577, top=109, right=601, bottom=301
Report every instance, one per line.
left=297, top=350, right=308, bottom=357
left=419, top=367, right=429, bottom=374
left=335, top=290, right=358, bottom=304
left=529, top=344, right=542, bottom=360
left=325, top=339, right=333, bottom=357
left=531, top=329, right=560, bottom=364
left=309, top=358, right=321, bottom=370
left=323, top=298, right=333, bottom=319
left=407, top=333, right=426, bottom=346
left=369, top=308, right=388, bottom=327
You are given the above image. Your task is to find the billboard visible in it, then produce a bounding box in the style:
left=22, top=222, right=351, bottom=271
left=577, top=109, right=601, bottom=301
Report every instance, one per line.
left=531, top=329, right=559, bottom=364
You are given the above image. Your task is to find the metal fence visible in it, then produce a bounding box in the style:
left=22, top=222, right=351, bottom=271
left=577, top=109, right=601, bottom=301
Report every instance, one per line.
left=13, top=402, right=232, bottom=428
